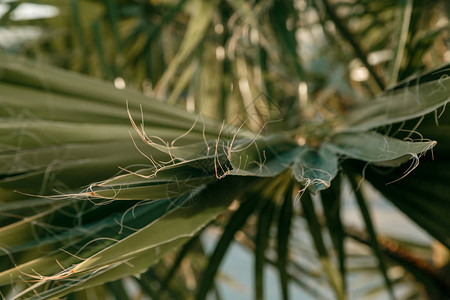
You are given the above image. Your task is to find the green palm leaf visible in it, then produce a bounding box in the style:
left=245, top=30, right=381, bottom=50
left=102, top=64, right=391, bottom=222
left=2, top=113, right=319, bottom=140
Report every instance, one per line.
left=1, top=1, right=449, bottom=299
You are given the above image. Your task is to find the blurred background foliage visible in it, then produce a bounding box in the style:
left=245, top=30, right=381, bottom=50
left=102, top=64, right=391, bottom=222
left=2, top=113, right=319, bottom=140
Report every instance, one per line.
left=0, top=0, right=449, bottom=299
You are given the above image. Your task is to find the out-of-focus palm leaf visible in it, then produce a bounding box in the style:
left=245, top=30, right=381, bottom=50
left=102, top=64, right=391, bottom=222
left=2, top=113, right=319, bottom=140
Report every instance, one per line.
left=301, top=192, right=345, bottom=300
left=346, top=171, right=396, bottom=300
